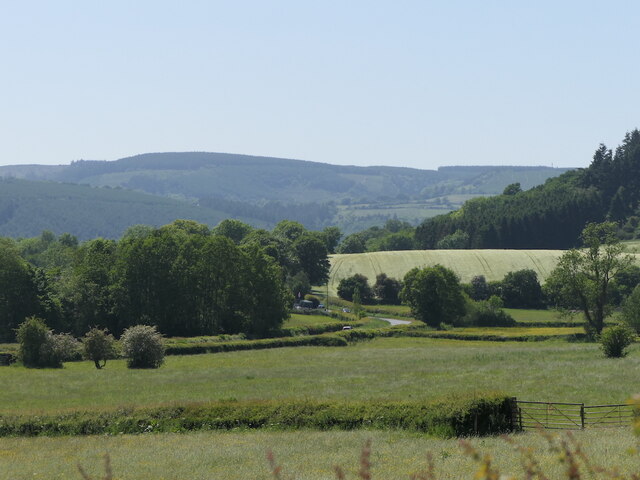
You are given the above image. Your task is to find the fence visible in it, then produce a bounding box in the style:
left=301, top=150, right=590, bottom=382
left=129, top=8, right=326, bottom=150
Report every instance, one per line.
left=512, top=399, right=636, bottom=431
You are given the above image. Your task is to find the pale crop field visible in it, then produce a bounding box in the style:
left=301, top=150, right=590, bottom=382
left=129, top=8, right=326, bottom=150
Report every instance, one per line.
left=2, top=429, right=639, bottom=480
left=329, top=250, right=640, bottom=295
left=329, top=250, right=565, bottom=294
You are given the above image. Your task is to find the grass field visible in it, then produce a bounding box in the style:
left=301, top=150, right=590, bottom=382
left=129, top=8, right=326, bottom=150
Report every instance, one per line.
left=2, top=429, right=639, bottom=480
left=285, top=313, right=341, bottom=327
left=2, top=337, right=639, bottom=415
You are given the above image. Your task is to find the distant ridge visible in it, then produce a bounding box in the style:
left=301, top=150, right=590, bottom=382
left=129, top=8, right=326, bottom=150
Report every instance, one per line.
left=0, top=152, right=573, bottom=238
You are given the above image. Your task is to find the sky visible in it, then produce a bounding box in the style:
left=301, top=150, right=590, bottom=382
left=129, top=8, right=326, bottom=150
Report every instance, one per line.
left=1, top=1, right=639, bottom=170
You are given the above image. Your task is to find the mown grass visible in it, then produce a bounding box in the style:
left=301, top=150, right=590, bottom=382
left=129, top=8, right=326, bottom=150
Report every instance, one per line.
left=1, top=337, right=639, bottom=415
left=1, top=429, right=639, bottom=479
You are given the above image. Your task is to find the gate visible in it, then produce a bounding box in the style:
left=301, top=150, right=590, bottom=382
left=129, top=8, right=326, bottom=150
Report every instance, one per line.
left=513, top=401, right=584, bottom=430
left=583, top=404, right=636, bottom=428
left=512, top=399, right=637, bottom=431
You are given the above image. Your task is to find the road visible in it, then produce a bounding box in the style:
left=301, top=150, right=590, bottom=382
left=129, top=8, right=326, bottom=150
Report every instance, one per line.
left=374, top=317, right=412, bottom=326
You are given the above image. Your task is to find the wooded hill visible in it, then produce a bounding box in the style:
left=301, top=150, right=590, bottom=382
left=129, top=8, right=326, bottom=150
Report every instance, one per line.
left=416, top=130, right=640, bottom=250
left=0, top=177, right=267, bottom=240
left=0, top=152, right=570, bottom=238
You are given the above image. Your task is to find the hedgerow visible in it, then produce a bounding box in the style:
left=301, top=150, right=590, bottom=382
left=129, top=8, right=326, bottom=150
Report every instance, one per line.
left=164, top=334, right=349, bottom=355
left=0, top=394, right=513, bottom=438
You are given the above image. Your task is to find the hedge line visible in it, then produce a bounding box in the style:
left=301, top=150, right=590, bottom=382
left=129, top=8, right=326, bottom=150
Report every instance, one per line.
left=0, top=394, right=514, bottom=438
left=164, top=324, right=587, bottom=356
left=165, top=334, right=348, bottom=355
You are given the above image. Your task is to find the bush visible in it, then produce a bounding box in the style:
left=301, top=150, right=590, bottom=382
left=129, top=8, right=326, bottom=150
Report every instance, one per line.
left=16, top=316, right=49, bottom=367
left=41, top=332, right=81, bottom=365
left=82, top=327, right=118, bottom=369
left=120, top=325, right=165, bottom=369
left=15, top=317, right=78, bottom=368
left=464, top=301, right=515, bottom=327
left=600, top=325, right=635, bottom=358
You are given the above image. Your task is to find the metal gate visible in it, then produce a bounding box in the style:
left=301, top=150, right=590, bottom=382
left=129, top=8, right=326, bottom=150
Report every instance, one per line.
left=512, top=399, right=636, bottom=431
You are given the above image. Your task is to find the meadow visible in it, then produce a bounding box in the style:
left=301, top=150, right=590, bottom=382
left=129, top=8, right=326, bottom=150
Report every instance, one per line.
left=2, top=337, right=639, bottom=415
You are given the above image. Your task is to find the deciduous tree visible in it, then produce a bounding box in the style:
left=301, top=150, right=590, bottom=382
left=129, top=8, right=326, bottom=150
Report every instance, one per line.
left=400, top=265, right=465, bottom=328
left=546, top=222, right=633, bottom=335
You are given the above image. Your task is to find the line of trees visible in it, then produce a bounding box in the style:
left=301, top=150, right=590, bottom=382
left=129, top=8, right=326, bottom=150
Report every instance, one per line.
left=0, top=219, right=334, bottom=342
left=336, top=221, right=640, bottom=335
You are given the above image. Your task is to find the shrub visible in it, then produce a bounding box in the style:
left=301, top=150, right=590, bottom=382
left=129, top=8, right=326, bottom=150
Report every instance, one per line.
left=600, top=325, right=635, bottom=358
left=120, top=325, right=165, bottom=369
left=82, top=327, right=118, bottom=369
left=16, top=316, right=49, bottom=367
left=15, top=317, right=79, bottom=368
left=41, top=332, right=81, bottom=365
left=464, top=301, right=515, bottom=327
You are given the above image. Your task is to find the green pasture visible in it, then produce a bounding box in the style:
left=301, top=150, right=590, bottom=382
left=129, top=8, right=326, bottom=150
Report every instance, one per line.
left=285, top=313, right=339, bottom=327
left=506, top=308, right=572, bottom=324
left=2, top=337, right=640, bottom=415
left=2, top=428, right=639, bottom=480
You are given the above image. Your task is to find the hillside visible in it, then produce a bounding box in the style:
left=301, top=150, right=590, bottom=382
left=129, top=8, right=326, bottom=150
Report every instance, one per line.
left=0, top=177, right=266, bottom=240
left=416, top=130, right=640, bottom=250
left=0, top=153, right=572, bottom=235
left=0, top=153, right=570, bottom=204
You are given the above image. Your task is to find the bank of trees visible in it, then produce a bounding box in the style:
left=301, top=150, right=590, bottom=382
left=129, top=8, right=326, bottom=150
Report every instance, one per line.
left=416, top=130, right=640, bottom=250
left=0, top=219, right=333, bottom=341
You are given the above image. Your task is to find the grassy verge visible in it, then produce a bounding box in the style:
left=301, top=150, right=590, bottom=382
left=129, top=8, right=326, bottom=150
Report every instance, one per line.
left=2, top=429, right=639, bottom=480
left=2, top=337, right=640, bottom=415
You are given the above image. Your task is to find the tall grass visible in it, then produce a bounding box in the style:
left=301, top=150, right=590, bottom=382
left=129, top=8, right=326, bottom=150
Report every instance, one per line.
left=2, top=429, right=639, bottom=479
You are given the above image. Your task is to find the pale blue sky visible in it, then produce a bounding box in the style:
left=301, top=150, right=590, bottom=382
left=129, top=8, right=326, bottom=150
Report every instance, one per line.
left=1, top=1, right=638, bottom=169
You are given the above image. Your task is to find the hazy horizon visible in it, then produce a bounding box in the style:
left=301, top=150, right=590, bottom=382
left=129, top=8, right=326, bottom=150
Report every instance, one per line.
left=0, top=150, right=579, bottom=171
left=1, top=1, right=638, bottom=170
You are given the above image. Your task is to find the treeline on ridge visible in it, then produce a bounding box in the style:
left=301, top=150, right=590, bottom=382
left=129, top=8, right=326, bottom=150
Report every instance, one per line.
left=415, top=130, right=640, bottom=249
